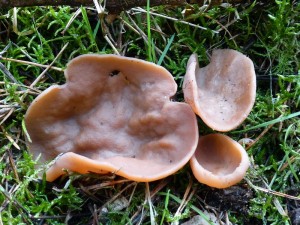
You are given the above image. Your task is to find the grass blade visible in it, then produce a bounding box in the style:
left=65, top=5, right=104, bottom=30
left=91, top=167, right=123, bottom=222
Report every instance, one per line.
left=233, top=111, right=300, bottom=133
left=157, top=34, right=175, bottom=66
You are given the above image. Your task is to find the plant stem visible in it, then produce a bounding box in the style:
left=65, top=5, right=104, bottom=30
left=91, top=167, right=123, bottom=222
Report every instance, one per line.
left=146, top=0, right=153, bottom=62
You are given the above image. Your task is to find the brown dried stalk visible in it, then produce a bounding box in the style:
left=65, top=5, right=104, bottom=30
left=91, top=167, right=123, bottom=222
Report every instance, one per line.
left=0, top=0, right=246, bottom=13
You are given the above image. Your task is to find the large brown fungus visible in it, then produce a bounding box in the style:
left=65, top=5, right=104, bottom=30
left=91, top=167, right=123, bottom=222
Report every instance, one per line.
left=25, top=54, right=198, bottom=182
left=183, top=49, right=256, bottom=132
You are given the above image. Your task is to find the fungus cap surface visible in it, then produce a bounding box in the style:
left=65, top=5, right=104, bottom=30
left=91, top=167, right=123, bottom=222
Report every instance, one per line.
left=25, top=54, right=199, bottom=182
left=183, top=49, right=256, bottom=131
left=190, top=133, right=250, bottom=188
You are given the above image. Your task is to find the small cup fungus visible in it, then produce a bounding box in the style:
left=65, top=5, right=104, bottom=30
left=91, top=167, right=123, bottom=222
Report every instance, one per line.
left=190, top=134, right=250, bottom=189
left=25, top=54, right=199, bottom=182
left=183, top=49, right=256, bottom=132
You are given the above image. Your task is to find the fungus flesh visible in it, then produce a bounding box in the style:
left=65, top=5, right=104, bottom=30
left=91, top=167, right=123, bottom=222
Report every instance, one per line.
left=183, top=49, right=256, bottom=132
left=190, top=134, right=250, bottom=189
left=25, top=54, right=199, bottom=182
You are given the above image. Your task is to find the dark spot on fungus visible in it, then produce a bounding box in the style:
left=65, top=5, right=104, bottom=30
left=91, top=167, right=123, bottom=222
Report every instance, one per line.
left=109, top=70, right=120, bottom=77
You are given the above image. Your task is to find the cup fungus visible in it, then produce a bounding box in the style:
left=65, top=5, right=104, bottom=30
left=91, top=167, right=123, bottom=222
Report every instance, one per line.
left=183, top=49, right=256, bottom=132
left=190, top=134, right=250, bottom=189
left=25, top=54, right=199, bottom=182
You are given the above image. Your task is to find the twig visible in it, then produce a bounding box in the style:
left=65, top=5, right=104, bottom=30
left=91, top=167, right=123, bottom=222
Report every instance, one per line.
left=251, top=184, right=300, bottom=201
left=245, top=123, right=275, bottom=151
left=7, top=148, right=20, bottom=182
left=84, top=179, right=132, bottom=191
left=96, top=182, right=137, bottom=215
left=0, top=0, right=250, bottom=13
left=0, top=62, right=21, bottom=85
left=0, top=108, right=14, bottom=125
left=0, top=184, right=31, bottom=221
left=279, top=149, right=300, bottom=172
left=30, top=42, right=69, bottom=88
left=127, top=179, right=169, bottom=225
left=131, top=7, right=218, bottom=33
left=173, top=175, right=193, bottom=223
left=146, top=183, right=156, bottom=225
left=126, top=11, right=164, bottom=57
left=0, top=57, right=64, bottom=72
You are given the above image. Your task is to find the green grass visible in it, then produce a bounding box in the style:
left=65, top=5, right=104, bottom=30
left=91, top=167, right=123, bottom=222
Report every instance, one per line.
left=0, top=1, right=300, bottom=224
